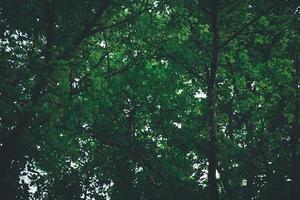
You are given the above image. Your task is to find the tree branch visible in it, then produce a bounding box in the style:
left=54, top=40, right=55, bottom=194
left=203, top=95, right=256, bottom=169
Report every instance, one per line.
left=144, top=40, right=206, bottom=83
left=89, top=0, right=148, bottom=35
left=219, top=0, right=281, bottom=50
left=103, top=54, right=141, bottom=79
left=61, top=0, right=109, bottom=59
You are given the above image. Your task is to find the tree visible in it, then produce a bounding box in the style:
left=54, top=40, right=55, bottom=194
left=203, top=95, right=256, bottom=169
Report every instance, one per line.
left=0, top=0, right=299, bottom=199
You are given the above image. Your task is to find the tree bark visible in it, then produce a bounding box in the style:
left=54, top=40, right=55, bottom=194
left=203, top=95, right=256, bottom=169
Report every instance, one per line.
left=0, top=117, right=27, bottom=200
left=111, top=157, right=139, bottom=200
left=290, top=53, right=300, bottom=200
left=0, top=1, right=55, bottom=198
left=207, top=1, right=220, bottom=200
left=245, top=120, right=256, bottom=200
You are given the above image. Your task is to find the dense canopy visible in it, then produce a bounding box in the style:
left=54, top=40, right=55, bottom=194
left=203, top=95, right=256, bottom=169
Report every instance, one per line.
left=0, top=0, right=299, bottom=199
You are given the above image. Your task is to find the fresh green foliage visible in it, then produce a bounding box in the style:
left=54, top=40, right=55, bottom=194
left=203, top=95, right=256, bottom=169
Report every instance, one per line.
left=0, top=0, right=299, bottom=200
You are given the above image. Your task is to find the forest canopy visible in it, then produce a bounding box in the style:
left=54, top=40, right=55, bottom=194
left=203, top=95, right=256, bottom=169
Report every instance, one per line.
left=0, top=0, right=299, bottom=199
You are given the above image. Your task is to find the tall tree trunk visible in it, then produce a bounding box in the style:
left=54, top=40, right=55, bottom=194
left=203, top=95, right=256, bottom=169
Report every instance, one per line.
left=245, top=120, right=256, bottom=200
left=111, top=157, right=139, bottom=200
left=0, top=2, right=55, bottom=199
left=290, top=53, right=300, bottom=200
left=242, top=78, right=257, bottom=200
left=207, top=1, right=220, bottom=200
left=0, top=122, right=25, bottom=200
left=207, top=83, right=218, bottom=200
